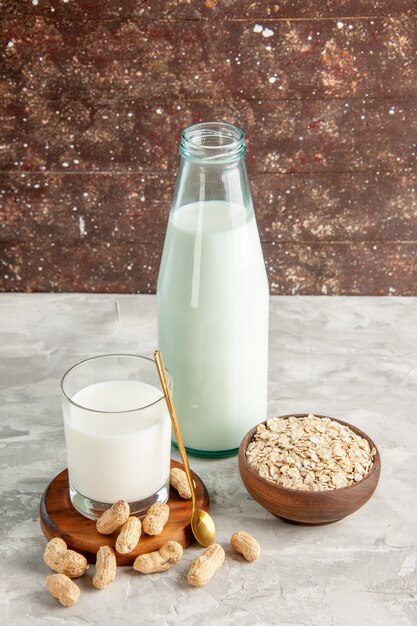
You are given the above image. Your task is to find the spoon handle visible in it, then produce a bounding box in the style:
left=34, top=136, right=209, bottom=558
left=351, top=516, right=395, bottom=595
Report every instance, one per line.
left=154, top=350, right=197, bottom=509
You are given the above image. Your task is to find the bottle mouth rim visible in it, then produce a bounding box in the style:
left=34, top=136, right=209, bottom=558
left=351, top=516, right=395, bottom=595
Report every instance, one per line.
left=180, top=122, right=246, bottom=163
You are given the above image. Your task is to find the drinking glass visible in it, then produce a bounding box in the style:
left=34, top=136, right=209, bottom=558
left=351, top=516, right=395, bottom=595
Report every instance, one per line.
left=61, top=354, right=171, bottom=519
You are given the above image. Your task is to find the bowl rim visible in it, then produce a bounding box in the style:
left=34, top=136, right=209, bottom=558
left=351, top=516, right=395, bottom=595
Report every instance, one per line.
left=239, top=413, right=381, bottom=497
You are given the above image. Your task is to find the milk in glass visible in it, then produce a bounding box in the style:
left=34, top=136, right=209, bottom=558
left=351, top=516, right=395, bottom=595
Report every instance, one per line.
left=64, top=380, right=171, bottom=503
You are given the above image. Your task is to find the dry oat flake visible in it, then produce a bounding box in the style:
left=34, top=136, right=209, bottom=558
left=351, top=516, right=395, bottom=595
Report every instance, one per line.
left=246, top=414, right=376, bottom=491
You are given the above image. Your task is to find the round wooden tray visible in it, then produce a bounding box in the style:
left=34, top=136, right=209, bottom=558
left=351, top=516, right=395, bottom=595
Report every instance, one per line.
left=39, top=460, right=210, bottom=565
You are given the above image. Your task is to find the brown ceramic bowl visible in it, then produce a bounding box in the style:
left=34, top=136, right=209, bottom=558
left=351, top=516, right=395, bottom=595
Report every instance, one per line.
left=238, top=413, right=381, bottom=525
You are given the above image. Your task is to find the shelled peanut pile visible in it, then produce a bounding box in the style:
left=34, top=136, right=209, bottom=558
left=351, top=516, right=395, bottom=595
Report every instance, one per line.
left=43, top=468, right=260, bottom=607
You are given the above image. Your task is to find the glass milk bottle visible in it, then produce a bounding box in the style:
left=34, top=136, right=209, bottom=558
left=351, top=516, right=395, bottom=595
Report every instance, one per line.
left=157, top=122, right=269, bottom=457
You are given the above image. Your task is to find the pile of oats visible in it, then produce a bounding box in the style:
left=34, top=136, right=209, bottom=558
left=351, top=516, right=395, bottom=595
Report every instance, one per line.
left=246, top=414, right=376, bottom=491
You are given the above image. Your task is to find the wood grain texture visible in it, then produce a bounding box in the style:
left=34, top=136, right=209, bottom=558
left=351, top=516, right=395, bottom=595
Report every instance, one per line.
left=2, top=18, right=416, bottom=103
left=2, top=1, right=415, bottom=21
left=238, top=414, right=381, bottom=525
left=2, top=241, right=416, bottom=295
left=2, top=99, right=416, bottom=173
left=1, top=1, right=416, bottom=294
left=2, top=172, right=416, bottom=244
left=39, top=460, right=210, bottom=566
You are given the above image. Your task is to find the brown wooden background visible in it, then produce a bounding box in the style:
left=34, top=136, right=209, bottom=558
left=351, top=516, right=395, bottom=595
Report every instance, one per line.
left=1, top=1, right=416, bottom=295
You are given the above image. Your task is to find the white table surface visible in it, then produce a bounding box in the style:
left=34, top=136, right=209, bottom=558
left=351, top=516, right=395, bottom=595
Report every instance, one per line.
left=0, top=294, right=416, bottom=626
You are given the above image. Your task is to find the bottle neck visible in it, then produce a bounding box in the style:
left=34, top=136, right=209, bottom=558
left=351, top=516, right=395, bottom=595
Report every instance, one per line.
left=179, top=122, right=246, bottom=165
left=171, top=122, right=253, bottom=214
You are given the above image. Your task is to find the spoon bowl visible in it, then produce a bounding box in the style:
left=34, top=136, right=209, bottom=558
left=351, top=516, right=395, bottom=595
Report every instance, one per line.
left=191, top=509, right=216, bottom=548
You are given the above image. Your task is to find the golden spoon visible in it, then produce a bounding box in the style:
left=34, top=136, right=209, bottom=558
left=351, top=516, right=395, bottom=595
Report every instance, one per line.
left=154, top=350, right=215, bottom=547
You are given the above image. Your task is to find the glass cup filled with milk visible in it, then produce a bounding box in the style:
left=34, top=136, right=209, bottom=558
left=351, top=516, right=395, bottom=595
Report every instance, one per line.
left=61, top=354, right=171, bottom=520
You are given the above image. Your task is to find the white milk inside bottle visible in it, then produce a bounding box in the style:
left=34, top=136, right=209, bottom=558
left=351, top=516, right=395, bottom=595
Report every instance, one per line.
left=158, top=199, right=268, bottom=455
